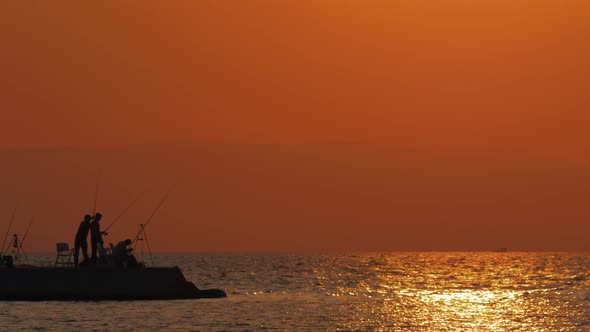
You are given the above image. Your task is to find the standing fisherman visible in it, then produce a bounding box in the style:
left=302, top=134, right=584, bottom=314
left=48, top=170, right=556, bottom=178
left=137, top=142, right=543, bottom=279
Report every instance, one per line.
left=74, top=215, right=91, bottom=265
left=89, top=212, right=105, bottom=264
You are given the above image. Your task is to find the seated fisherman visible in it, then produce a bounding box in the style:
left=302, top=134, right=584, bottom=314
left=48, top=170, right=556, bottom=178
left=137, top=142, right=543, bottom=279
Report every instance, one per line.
left=112, top=239, right=137, bottom=267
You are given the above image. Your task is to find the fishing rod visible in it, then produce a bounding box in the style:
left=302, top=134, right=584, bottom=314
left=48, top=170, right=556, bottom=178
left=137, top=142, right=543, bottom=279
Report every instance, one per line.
left=20, top=216, right=34, bottom=245
left=0, top=207, right=17, bottom=258
left=132, top=185, right=175, bottom=245
left=17, top=216, right=35, bottom=257
left=92, top=173, right=101, bottom=217
left=131, top=185, right=174, bottom=264
left=103, top=191, right=145, bottom=234
left=134, top=223, right=153, bottom=264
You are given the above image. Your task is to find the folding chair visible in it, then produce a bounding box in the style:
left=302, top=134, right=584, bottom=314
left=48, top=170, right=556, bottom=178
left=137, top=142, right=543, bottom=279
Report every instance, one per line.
left=55, top=242, right=74, bottom=266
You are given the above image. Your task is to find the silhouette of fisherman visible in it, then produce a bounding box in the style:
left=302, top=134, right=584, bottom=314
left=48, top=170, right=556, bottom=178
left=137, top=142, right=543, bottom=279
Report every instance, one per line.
left=74, top=214, right=92, bottom=265
left=113, top=239, right=137, bottom=267
left=113, top=239, right=132, bottom=257
left=89, top=212, right=106, bottom=264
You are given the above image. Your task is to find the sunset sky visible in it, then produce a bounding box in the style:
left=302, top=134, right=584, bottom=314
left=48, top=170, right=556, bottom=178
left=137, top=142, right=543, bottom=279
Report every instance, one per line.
left=1, top=1, right=589, bottom=252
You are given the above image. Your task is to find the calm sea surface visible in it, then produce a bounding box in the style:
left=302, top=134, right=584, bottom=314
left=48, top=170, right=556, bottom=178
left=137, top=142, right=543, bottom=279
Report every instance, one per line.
left=1, top=252, right=589, bottom=331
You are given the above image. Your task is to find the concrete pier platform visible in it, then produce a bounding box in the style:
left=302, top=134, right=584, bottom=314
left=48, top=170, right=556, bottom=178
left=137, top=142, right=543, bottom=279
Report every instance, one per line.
left=0, top=266, right=226, bottom=301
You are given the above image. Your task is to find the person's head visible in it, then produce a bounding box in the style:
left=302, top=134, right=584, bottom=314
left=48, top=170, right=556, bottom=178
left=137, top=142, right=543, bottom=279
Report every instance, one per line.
left=84, top=214, right=92, bottom=222
left=125, top=239, right=132, bottom=245
left=94, top=212, right=102, bottom=222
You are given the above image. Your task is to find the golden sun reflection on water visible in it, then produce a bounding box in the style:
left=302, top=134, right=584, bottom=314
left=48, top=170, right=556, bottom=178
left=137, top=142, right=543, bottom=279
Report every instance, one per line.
left=362, top=287, right=531, bottom=330
left=418, top=289, right=522, bottom=330
left=322, top=253, right=586, bottom=331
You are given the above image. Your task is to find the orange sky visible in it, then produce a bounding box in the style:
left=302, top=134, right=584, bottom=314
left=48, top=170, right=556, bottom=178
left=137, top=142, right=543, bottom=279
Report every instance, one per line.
left=0, top=1, right=589, bottom=251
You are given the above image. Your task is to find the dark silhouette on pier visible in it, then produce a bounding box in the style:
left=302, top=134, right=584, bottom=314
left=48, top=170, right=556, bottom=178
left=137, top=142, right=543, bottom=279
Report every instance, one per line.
left=74, top=214, right=91, bottom=265
left=89, top=212, right=104, bottom=264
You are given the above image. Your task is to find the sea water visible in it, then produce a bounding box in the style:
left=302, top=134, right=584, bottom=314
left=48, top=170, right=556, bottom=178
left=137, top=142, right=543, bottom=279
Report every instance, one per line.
left=0, top=252, right=589, bottom=331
